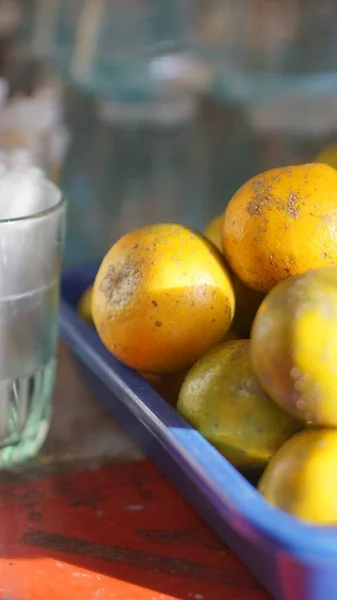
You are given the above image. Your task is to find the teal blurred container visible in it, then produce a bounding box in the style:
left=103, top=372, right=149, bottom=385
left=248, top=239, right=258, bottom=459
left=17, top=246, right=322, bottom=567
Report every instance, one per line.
left=193, top=0, right=337, bottom=214
left=62, top=95, right=207, bottom=267
left=49, top=0, right=84, bottom=76
left=60, top=0, right=208, bottom=267
left=195, top=0, right=337, bottom=104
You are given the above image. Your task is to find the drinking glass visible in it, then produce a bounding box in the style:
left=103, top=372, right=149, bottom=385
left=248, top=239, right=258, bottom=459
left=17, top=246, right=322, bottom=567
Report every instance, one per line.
left=0, top=175, right=66, bottom=466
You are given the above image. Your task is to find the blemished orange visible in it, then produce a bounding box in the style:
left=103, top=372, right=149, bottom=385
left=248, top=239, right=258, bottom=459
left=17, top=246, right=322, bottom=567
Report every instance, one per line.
left=251, top=268, right=337, bottom=427
left=203, top=214, right=264, bottom=337
left=223, top=163, right=337, bottom=292
left=92, top=223, right=235, bottom=374
left=177, top=340, right=300, bottom=469
left=259, top=428, right=337, bottom=524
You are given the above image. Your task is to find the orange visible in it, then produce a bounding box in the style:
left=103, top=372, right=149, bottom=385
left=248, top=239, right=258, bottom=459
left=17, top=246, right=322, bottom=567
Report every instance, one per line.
left=315, top=143, right=337, bottom=170
left=203, top=213, right=224, bottom=252
left=231, top=274, right=265, bottom=338
left=204, top=214, right=264, bottom=337
left=140, top=371, right=187, bottom=406
left=223, top=330, right=239, bottom=342
left=77, top=285, right=94, bottom=325
left=177, top=340, right=300, bottom=469
left=258, top=428, right=337, bottom=524
left=251, top=267, right=337, bottom=427
left=223, top=163, right=337, bottom=292
left=92, top=223, right=235, bottom=374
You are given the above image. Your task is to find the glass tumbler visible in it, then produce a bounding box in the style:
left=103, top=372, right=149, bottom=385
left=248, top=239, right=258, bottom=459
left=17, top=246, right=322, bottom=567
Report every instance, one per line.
left=0, top=176, right=66, bottom=466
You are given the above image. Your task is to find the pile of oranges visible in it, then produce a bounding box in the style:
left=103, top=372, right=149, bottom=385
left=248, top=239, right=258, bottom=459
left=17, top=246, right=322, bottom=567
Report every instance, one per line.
left=81, top=162, right=337, bottom=525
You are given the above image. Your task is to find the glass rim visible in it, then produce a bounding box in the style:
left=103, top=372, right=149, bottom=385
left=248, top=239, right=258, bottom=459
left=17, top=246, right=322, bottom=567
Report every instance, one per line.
left=0, top=178, right=65, bottom=224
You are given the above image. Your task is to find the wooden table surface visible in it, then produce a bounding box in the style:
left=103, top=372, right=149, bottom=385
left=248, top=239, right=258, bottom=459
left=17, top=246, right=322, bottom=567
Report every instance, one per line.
left=0, top=343, right=270, bottom=600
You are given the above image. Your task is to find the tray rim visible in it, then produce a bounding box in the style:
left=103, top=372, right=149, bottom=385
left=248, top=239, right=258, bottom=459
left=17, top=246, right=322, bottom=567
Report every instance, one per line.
left=60, top=265, right=337, bottom=563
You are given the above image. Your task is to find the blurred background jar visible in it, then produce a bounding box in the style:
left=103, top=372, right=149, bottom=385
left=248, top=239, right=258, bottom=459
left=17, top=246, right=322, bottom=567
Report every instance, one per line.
left=194, top=0, right=337, bottom=211
left=60, top=0, right=209, bottom=266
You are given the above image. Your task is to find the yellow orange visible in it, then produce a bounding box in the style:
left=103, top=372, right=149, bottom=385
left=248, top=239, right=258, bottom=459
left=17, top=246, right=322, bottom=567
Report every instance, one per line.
left=231, top=273, right=264, bottom=338
left=203, top=213, right=224, bottom=252
left=204, top=213, right=264, bottom=336
left=315, top=143, right=337, bottom=170
left=77, top=285, right=94, bottom=325
left=251, top=267, right=337, bottom=426
left=92, top=223, right=235, bottom=374
left=259, top=428, right=337, bottom=524
left=223, top=163, right=337, bottom=292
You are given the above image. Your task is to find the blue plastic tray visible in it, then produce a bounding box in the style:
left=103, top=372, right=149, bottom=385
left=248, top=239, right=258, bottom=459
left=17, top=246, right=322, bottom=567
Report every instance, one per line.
left=60, top=265, right=337, bottom=600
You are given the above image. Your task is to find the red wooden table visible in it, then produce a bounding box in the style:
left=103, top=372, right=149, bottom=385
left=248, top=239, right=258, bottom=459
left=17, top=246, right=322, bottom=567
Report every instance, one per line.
left=0, top=345, right=270, bottom=600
